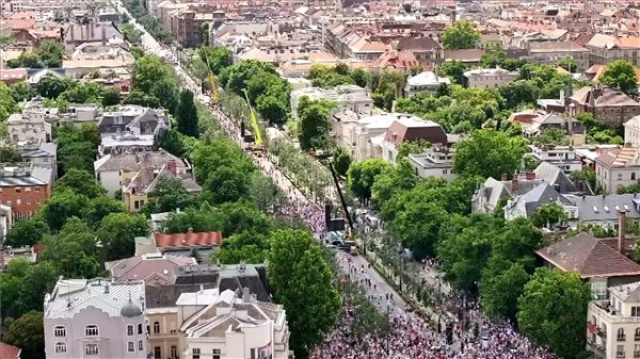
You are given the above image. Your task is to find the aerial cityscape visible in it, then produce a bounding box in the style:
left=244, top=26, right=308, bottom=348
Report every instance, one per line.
left=2, top=0, right=640, bottom=359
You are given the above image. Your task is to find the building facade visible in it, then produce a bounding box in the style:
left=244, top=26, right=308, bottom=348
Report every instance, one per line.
left=43, top=278, right=147, bottom=359
left=463, top=67, right=519, bottom=89
left=0, top=162, right=53, bottom=220
left=595, top=147, right=640, bottom=194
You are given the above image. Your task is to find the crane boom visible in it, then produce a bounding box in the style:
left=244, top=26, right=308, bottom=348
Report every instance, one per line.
left=329, top=162, right=354, bottom=231
left=242, top=89, right=263, bottom=147
left=203, top=50, right=218, bottom=104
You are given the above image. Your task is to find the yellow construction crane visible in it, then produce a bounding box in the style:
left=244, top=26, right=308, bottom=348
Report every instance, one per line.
left=203, top=50, right=218, bottom=105
left=242, top=89, right=263, bottom=153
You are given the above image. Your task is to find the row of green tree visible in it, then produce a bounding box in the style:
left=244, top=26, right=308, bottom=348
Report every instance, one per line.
left=123, top=0, right=173, bottom=45
left=7, top=40, right=64, bottom=68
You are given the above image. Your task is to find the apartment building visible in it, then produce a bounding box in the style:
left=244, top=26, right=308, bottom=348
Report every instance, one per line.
left=408, top=146, right=456, bottom=181
left=6, top=0, right=106, bottom=12
left=171, top=10, right=215, bottom=48
left=567, top=86, right=640, bottom=128
left=595, top=146, right=640, bottom=194
left=463, top=67, right=519, bottom=89
left=586, top=34, right=640, bottom=66
left=6, top=112, right=52, bottom=145
left=529, top=144, right=583, bottom=174
left=290, top=85, right=373, bottom=117
left=0, top=162, right=53, bottom=220
left=527, top=41, right=590, bottom=71
left=381, top=116, right=449, bottom=164
left=625, top=116, right=640, bottom=147
left=404, top=71, right=451, bottom=97
left=43, top=278, right=147, bottom=359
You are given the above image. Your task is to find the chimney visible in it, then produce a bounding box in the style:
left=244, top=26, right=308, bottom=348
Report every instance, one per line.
left=501, top=173, right=508, bottom=181
left=526, top=172, right=535, bottom=180
left=134, top=175, right=142, bottom=192
left=242, top=287, right=250, bottom=302
left=619, top=210, right=627, bottom=254
left=512, top=178, right=519, bottom=193
left=101, top=24, right=107, bottom=45
left=167, top=160, right=177, bottom=175
left=104, top=283, right=110, bottom=294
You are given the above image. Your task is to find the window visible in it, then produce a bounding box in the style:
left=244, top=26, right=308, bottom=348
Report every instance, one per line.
left=155, top=347, right=161, bottom=359
left=618, top=344, right=625, bottom=358
left=171, top=346, right=178, bottom=359
left=213, top=349, right=221, bottom=359
left=15, top=199, right=20, bottom=206
left=633, top=173, right=637, bottom=181
left=15, top=188, right=20, bottom=193
left=128, top=342, right=134, bottom=352
left=636, top=328, right=640, bottom=341
left=85, top=325, right=99, bottom=336
left=618, top=173, right=623, bottom=181
left=35, top=186, right=40, bottom=192
left=55, top=342, right=66, bottom=353
left=633, top=307, right=640, bottom=317
left=153, top=321, right=160, bottom=334
left=138, top=324, right=143, bottom=334
left=25, top=187, right=30, bottom=192
left=619, top=328, right=627, bottom=341
left=139, top=341, right=144, bottom=351
left=26, top=198, right=31, bottom=205
left=193, top=348, right=201, bottom=359
left=85, top=344, right=99, bottom=355
left=127, top=324, right=134, bottom=336
left=54, top=326, right=66, bottom=337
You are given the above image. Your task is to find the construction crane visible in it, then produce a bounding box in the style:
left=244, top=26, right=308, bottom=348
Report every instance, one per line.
left=203, top=51, right=218, bottom=105
left=242, top=89, right=264, bottom=155
left=329, top=162, right=356, bottom=255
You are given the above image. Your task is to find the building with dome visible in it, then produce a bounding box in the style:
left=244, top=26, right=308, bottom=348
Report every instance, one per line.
left=43, top=278, right=147, bottom=359
left=404, top=71, right=451, bottom=97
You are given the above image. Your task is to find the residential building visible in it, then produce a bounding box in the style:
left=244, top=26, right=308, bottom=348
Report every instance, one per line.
left=407, top=146, right=455, bottom=181
left=145, top=263, right=272, bottom=359
left=596, top=146, right=640, bottom=194
left=123, top=160, right=201, bottom=213
left=171, top=10, right=215, bottom=48
left=6, top=112, right=52, bottom=145
left=463, top=67, right=519, bottom=89
left=513, top=112, right=586, bottom=145
left=380, top=116, right=449, bottom=164
left=106, top=253, right=196, bottom=285
left=585, top=34, right=640, bottom=66
left=99, top=105, right=170, bottom=136
left=395, top=36, right=442, bottom=63
left=6, top=0, right=106, bottom=12
left=99, top=133, right=155, bottom=157
left=503, top=182, right=576, bottom=221
left=444, top=49, right=486, bottom=66
left=0, top=162, right=53, bottom=220
left=569, top=194, right=640, bottom=229
left=290, top=85, right=373, bottom=117
left=568, top=86, right=640, bottom=128
left=63, top=59, right=132, bottom=79
left=178, top=287, right=290, bottom=359
left=0, top=245, right=37, bottom=269
left=587, top=281, right=640, bottom=359
left=135, top=229, right=223, bottom=257
left=63, top=21, right=124, bottom=50
left=20, top=99, right=103, bottom=127
left=624, top=116, right=640, bottom=147
left=472, top=166, right=578, bottom=214
left=527, top=41, right=590, bottom=71
left=536, top=226, right=640, bottom=289
left=375, top=50, right=420, bottom=73
left=404, top=71, right=450, bottom=97
left=0, top=69, right=27, bottom=85
left=43, top=278, right=147, bottom=359
left=529, top=144, right=583, bottom=174
left=0, top=343, right=21, bottom=359
left=94, top=150, right=189, bottom=195
left=0, top=205, right=13, bottom=242
left=17, top=141, right=56, bottom=168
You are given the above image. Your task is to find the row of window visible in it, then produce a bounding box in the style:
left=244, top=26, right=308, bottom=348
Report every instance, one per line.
left=193, top=348, right=221, bottom=359
left=55, top=341, right=143, bottom=355
left=56, top=324, right=147, bottom=338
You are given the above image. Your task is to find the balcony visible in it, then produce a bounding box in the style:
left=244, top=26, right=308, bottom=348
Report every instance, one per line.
left=617, top=351, right=626, bottom=358
left=587, top=340, right=606, bottom=356
left=618, top=335, right=627, bottom=341
left=634, top=352, right=640, bottom=358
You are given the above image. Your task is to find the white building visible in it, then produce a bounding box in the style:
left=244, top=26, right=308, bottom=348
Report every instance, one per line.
left=588, top=281, right=640, bottom=359
left=43, top=278, right=147, bottom=359
left=290, top=85, right=373, bottom=118
left=404, top=71, right=451, bottom=97
left=6, top=113, right=52, bottom=145
left=595, top=147, right=640, bottom=194
left=333, top=111, right=398, bottom=162
left=624, top=116, right=640, bottom=147
left=408, top=146, right=456, bottom=181
left=380, top=116, right=449, bottom=164
left=463, top=67, right=519, bottom=89
left=178, top=287, right=290, bottom=359
left=529, top=144, right=583, bottom=174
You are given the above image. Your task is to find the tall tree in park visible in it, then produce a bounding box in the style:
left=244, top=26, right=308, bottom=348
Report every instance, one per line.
left=268, top=229, right=341, bottom=357
left=347, top=158, right=391, bottom=201
left=600, top=59, right=638, bottom=94
left=332, top=147, right=352, bottom=177
left=54, top=168, right=105, bottom=199
left=97, top=213, right=150, bottom=261
left=176, top=89, right=199, bottom=137
left=198, top=46, right=233, bottom=74
left=4, top=311, right=45, bottom=359
left=0, top=82, right=18, bottom=123
left=453, top=129, right=526, bottom=179
left=438, top=60, right=467, bottom=85
left=517, top=268, right=591, bottom=359
left=297, top=96, right=335, bottom=150
left=131, top=55, right=179, bottom=112
left=442, top=20, right=481, bottom=50
left=4, top=217, right=49, bottom=247
left=9, top=81, right=35, bottom=102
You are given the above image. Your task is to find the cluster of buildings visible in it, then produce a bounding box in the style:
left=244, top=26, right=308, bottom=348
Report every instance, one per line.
left=43, top=257, right=290, bottom=359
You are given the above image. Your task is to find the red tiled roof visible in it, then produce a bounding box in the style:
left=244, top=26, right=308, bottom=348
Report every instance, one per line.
left=0, top=342, right=21, bottom=359
left=154, top=231, right=223, bottom=249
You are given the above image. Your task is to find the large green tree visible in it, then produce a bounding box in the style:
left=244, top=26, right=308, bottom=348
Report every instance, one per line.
left=4, top=217, right=49, bottom=247
left=442, top=20, right=480, bottom=50
left=38, top=190, right=89, bottom=232
left=297, top=96, right=335, bottom=150
left=176, top=89, right=199, bottom=137
left=268, top=229, right=341, bottom=357
left=0, top=82, right=18, bottom=123
left=600, top=59, right=638, bottom=94
left=347, top=158, right=391, bottom=201
left=453, top=129, right=526, bottom=179
left=517, top=268, right=591, bottom=359
left=54, top=168, right=104, bottom=198
left=4, top=311, right=45, bottom=359
left=97, top=213, right=149, bottom=261
left=213, top=230, right=270, bottom=264
left=40, top=218, right=101, bottom=278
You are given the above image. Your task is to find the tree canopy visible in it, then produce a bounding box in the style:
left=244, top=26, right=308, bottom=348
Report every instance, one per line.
left=600, top=59, right=638, bottom=94
left=453, top=129, right=526, bottom=179
left=442, top=20, right=480, bottom=50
